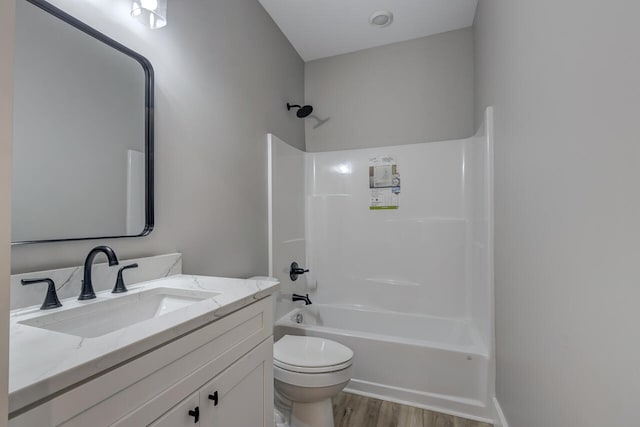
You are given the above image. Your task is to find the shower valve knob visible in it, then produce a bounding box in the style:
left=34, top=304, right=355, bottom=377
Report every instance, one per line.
left=289, top=262, right=309, bottom=281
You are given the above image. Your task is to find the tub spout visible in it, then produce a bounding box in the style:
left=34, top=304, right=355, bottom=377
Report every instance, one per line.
left=292, top=293, right=312, bottom=305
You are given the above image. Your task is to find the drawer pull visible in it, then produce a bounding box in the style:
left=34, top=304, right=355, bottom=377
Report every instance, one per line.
left=188, top=406, right=199, bottom=423
left=208, top=391, right=219, bottom=406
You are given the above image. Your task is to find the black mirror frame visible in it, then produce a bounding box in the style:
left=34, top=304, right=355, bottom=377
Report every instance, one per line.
left=13, top=0, right=154, bottom=244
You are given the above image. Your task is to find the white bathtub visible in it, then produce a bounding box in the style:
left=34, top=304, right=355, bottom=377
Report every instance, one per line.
left=275, top=304, right=492, bottom=422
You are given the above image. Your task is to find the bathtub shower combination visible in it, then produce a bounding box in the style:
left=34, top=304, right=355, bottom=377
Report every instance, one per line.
left=268, top=108, right=495, bottom=423
left=276, top=305, right=489, bottom=420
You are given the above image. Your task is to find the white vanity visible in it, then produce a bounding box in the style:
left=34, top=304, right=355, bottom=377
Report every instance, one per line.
left=8, top=272, right=279, bottom=426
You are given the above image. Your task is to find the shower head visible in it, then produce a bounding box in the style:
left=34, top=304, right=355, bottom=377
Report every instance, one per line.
left=287, top=103, right=314, bottom=118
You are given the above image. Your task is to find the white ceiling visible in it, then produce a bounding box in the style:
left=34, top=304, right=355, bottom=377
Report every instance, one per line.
left=258, top=0, right=478, bottom=61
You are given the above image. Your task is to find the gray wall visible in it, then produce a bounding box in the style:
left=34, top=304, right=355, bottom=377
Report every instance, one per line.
left=0, top=0, right=14, bottom=423
left=11, top=0, right=305, bottom=276
left=474, top=1, right=640, bottom=426
left=305, top=28, right=474, bottom=152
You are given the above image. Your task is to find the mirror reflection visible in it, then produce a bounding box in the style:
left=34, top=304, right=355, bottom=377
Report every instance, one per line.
left=12, top=0, right=153, bottom=243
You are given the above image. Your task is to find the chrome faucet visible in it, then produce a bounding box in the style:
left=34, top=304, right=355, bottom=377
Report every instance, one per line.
left=79, top=245, right=119, bottom=300
left=292, top=293, right=312, bottom=305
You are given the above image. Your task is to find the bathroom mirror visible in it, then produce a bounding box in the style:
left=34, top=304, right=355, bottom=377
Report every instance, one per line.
left=11, top=0, right=154, bottom=244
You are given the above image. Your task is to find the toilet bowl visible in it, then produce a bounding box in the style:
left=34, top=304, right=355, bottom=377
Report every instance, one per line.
left=274, top=335, right=353, bottom=427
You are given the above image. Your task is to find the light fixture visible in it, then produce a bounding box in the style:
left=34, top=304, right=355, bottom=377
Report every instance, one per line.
left=369, top=10, right=393, bottom=28
left=131, top=0, right=167, bottom=29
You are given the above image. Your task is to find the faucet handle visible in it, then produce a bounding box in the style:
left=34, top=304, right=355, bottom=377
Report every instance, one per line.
left=21, top=278, right=62, bottom=310
left=112, top=263, right=138, bottom=294
left=289, top=262, right=310, bottom=281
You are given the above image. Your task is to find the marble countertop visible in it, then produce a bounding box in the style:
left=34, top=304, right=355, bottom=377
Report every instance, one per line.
left=9, top=274, right=279, bottom=414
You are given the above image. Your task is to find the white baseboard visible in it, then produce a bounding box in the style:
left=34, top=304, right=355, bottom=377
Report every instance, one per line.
left=492, top=397, right=509, bottom=427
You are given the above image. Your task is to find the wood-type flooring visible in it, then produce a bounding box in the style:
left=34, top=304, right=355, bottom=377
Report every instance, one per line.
left=332, top=392, right=493, bottom=427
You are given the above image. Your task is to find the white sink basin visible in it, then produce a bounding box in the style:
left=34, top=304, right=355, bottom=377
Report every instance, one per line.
left=18, top=287, right=220, bottom=338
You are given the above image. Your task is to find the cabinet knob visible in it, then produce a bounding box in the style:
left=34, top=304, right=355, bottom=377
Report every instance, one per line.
left=188, top=406, right=199, bottom=423
left=208, top=390, right=219, bottom=406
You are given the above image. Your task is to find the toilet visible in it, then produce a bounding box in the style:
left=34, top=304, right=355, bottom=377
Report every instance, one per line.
left=273, top=335, right=354, bottom=427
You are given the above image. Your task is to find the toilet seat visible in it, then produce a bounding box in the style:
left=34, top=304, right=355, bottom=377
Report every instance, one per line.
left=274, top=335, right=353, bottom=374
left=274, top=358, right=352, bottom=374
left=274, top=363, right=353, bottom=389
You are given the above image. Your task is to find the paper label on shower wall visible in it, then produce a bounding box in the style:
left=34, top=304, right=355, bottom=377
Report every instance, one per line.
left=370, top=188, right=399, bottom=210
left=369, top=156, right=400, bottom=210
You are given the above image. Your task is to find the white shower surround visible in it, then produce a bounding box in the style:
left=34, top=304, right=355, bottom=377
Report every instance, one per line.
left=267, top=107, right=494, bottom=421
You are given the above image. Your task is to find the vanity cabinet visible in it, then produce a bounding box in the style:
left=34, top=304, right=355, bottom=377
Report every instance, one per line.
left=9, top=296, right=274, bottom=427
left=149, top=338, right=269, bottom=427
left=149, top=392, right=199, bottom=427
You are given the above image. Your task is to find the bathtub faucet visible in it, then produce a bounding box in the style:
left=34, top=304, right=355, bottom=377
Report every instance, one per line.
left=292, top=293, right=312, bottom=305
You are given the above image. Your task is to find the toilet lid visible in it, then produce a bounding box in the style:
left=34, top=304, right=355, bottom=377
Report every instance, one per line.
left=274, top=335, right=353, bottom=373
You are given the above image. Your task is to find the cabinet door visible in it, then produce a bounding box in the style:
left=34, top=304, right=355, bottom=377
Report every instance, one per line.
left=149, top=391, right=200, bottom=427
left=199, top=338, right=273, bottom=427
